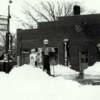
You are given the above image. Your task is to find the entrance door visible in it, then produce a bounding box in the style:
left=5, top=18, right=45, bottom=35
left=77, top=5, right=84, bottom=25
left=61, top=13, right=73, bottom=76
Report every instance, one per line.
left=49, top=47, right=59, bottom=65
left=79, top=51, right=88, bottom=72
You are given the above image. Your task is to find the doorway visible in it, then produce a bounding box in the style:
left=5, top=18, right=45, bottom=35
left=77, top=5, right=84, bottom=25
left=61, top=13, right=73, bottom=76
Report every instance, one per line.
left=79, top=51, right=88, bottom=72
left=49, top=47, right=59, bottom=65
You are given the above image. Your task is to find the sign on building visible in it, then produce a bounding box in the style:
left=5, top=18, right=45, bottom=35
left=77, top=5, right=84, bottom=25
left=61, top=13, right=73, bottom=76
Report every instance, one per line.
left=0, top=15, right=7, bottom=32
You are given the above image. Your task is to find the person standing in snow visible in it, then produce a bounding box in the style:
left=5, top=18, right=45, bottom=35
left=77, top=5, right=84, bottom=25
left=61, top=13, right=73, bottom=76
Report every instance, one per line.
left=43, top=39, right=51, bottom=75
left=36, top=48, right=43, bottom=68
left=29, top=49, right=37, bottom=67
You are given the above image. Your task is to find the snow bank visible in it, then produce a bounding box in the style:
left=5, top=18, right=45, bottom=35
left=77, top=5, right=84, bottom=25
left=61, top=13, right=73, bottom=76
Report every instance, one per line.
left=0, top=64, right=99, bottom=100
left=50, top=64, right=79, bottom=76
left=9, top=64, right=50, bottom=81
left=9, top=64, right=79, bottom=81
left=0, top=64, right=81, bottom=100
left=84, top=62, right=100, bottom=75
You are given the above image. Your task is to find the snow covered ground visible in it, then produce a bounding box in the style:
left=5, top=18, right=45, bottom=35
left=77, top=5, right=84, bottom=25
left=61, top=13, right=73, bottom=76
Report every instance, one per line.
left=85, top=62, right=100, bottom=75
left=84, top=62, right=100, bottom=79
left=0, top=64, right=100, bottom=100
left=50, top=64, right=79, bottom=75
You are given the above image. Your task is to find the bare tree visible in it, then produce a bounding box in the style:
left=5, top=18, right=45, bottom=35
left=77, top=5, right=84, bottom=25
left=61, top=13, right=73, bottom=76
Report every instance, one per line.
left=15, top=1, right=75, bottom=29
left=15, top=1, right=95, bottom=29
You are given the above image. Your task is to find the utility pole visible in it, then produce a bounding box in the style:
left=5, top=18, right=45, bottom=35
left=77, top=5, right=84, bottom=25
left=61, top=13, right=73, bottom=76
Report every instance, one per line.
left=6, top=0, right=12, bottom=56
left=5, top=0, right=12, bottom=64
left=3, top=0, right=13, bottom=73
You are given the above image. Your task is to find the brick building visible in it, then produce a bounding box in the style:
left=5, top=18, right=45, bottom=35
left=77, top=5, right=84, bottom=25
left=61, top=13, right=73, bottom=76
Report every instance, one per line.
left=17, top=14, right=100, bottom=71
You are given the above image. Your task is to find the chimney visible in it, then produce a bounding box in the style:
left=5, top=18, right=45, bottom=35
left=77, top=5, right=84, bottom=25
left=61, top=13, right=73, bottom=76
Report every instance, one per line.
left=73, top=5, right=80, bottom=15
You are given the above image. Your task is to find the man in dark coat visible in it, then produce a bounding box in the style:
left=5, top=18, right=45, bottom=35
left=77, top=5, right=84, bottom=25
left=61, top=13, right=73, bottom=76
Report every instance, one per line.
left=43, top=39, right=51, bottom=75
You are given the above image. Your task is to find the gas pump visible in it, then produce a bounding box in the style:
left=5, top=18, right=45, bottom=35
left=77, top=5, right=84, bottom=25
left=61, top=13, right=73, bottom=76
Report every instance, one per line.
left=64, top=39, right=70, bottom=66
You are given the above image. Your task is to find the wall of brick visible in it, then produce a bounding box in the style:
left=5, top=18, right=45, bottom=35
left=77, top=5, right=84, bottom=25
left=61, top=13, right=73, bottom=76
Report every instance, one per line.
left=17, top=14, right=100, bottom=71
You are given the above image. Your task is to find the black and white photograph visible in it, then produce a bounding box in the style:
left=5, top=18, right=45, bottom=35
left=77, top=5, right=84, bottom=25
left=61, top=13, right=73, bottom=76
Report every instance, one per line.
left=0, top=0, right=100, bottom=100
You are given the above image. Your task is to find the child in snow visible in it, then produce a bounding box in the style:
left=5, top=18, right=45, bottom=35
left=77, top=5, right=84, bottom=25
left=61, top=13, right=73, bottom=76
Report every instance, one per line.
left=36, top=48, right=43, bottom=68
left=29, top=49, right=37, bottom=67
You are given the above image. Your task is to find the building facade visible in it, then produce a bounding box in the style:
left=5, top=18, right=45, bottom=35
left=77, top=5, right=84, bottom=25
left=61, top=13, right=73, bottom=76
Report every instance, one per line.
left=17, top=14, right=100, bottom=71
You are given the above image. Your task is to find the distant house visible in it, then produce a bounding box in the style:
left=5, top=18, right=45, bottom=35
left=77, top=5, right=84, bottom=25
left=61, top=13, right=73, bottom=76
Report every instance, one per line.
left=17, top=14, right=100, bottom=71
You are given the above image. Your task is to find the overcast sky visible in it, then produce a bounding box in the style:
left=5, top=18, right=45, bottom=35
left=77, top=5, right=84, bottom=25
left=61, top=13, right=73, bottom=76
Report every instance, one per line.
left=0, top=0, right=100, bottom=33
